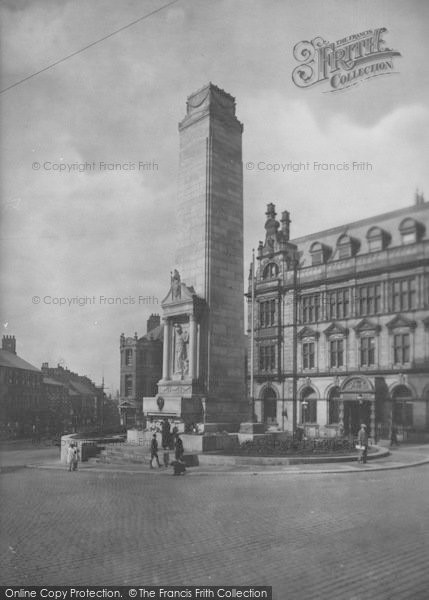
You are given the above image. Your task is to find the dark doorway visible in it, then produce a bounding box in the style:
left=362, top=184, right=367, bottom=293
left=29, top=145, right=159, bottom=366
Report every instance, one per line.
left=344, top=401, right=371, bottom=436
left=262, top=387, right=277, bottom=425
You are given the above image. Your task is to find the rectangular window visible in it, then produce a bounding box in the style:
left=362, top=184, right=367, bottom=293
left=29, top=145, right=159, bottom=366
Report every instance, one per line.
left=327, top=289, right=350, bottom=319
left=301, top=294, right=320, bottom=324
left=311, top=252, right=323, bottom=266
left=301, top=399, right=317, bottom=423
left=329, top=399, right=340, bottom=424
left=393, top=334, right=410, bottom=364
left=368, top=238, right=383, bottom=252
left=357, top=284, right=381, bottom=316
left=302, top=342, right=315, bottom=369
left=259, top=299, right=276, bottom=327
left=402, top=231, right=416, bottom=245
left=360, top=336, right=375, bottom=366
left=125, top=349, right=133, bottom=366
left=124, top=375, right=133, bottom=397
left=329, top=339, right=344, bottom=368
left=338, top=245, right=352, bottom=259
left=392, top=279, right=416, bottom=312
left=259, top=345, right=276, bottom=371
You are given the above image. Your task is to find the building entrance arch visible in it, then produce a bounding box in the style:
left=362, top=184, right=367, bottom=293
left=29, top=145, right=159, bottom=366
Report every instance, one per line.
left=261, top=386, right=277, bottom=425
left=341, top=377, right=373, bottom=436
left=391, top=385, right=413, bottom=428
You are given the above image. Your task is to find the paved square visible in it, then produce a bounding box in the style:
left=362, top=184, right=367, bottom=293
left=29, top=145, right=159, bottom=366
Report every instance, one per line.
left=1, top=451, right=428, bottom=600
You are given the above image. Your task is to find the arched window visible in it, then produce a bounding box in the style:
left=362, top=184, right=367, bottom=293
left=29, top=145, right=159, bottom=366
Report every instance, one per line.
left=399, top=218, right=422, bottom=245
left=262, top=262, right=279, bottom=280
left=301, top=387, right=317, bottom=424
left=328, top=387, right=341, bottom=424
left=309, top=241, right=330, bottom=266
left=366, top=226, right=387, bottom=252
left=337, top=234, right=352, bottom=259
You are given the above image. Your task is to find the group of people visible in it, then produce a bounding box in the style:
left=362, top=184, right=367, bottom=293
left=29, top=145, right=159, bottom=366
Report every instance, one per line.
left=66, top=442, right=79, bottom=471
left=150, top=425, right=184, bottom=470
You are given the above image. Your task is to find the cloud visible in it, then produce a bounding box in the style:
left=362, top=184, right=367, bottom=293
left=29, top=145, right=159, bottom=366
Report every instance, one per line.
left=243, top=97, right=429, bottom=252
left=1, top=0, right=428, bottom=393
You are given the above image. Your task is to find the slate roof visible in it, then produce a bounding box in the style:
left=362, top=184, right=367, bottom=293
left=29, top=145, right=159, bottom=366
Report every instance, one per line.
left=0, top=349, right=40, bottom=373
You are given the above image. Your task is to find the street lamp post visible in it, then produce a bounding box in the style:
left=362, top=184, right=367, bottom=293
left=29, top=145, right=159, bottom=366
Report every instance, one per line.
left=302, top=400, right=308, bottom=434
left=292, top=255, right=298, bottom=439
left=250, top=249, right=256, bottom=422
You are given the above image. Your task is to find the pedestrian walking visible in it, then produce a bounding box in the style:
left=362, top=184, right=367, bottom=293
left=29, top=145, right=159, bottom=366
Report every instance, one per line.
left=161, top=418, right=171, bottom=450
left=170, top=425, right=178, bottom=450
left=390, top=424, right=399, bottom=448
left=67, top=443, right=79, bottom=471
left=67, top=443, right=74, bottom=471
left=357, top=424, right=368, bottom=464
left=175, top=434, right=184, bottom=462
left=150, top=433, right=161, bottom=468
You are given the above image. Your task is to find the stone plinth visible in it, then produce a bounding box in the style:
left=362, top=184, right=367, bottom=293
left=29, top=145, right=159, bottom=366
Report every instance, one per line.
left=142, top=394, right=203, bottom=422
left=180, top=433, right=239, bottom=453
left=239, top=422, right=265, bottom=434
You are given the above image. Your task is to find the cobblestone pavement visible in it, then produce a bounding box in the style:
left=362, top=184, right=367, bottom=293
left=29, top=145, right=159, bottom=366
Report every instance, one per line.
left=0, top=441, right=58, bottom=471
left=1, top=446, right=429, bottom=599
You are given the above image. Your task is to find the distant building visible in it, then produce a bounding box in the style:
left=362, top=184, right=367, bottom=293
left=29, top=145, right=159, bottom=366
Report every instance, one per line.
left=0, top=335, right=44, bottom=437
left=118, top=314, right=163, bottom=427
left=0, top=335, right=118, bottom=438
left=40, top=363, right=107, bottom=433
left=42, top=375, right=71, bottom=433
left=248, top=194, right=429, bottom=441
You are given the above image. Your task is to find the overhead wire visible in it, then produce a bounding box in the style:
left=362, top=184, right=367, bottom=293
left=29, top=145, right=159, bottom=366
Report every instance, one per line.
left=0, top=0, right=181, bottom=95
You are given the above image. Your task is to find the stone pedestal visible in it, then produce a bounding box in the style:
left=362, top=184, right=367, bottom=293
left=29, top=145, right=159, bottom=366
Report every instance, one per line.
left=239, top=422, right=265, bottom=434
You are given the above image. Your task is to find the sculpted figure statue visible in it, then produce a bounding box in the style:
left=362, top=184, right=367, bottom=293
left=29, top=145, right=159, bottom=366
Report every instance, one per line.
left=171, top=269, right=181, bottom=300
left=174, top=323, right=189, bottom=376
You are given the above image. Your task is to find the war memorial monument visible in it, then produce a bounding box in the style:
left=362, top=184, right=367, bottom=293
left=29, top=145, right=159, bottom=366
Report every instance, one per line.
left=142, top=83, right=249, bottom=432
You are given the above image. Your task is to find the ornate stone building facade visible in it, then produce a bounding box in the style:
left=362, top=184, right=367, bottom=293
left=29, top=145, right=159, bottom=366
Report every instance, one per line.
left=248, top=195, right=429, bottom=440
left=118, top=314, right=162, bottom=427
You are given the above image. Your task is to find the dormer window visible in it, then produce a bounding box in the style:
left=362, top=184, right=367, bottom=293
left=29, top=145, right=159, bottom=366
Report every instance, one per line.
left=399, top=218, right=423, bottom=245
left=262, top=262, right=279, bottom=279
left=366, top=226, right=387, bottom=252
left=309, top=241, right=330, bottom=266
left=337, top=234, right=353, bottom=259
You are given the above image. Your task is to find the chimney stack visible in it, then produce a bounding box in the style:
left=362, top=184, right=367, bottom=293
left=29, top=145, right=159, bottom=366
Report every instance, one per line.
left=2, top=335, right=16, bottom=354
left=281, top=210, right=291, bottom=241
left=147, top=313, right=161, bottom=334
left=415, top=188, right=425, bottom=206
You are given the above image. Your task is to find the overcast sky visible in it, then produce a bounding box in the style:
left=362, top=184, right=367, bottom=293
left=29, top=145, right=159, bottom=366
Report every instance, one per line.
left=1, top=0, right=428, bottom=395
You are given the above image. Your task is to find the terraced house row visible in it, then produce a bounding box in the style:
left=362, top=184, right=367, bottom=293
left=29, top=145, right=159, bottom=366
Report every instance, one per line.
left=248, top=193, right=429, bottom=441
left=0, top=335, right=118, bottom=438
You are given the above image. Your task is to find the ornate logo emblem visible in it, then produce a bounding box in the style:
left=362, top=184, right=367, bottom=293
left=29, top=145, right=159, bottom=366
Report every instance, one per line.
left=156, top=396, right=165, bottom=411
left=292, top=29, right=401, bottom=93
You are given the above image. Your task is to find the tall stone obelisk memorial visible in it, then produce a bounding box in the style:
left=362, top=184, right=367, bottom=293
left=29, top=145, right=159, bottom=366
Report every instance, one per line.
left=143, top=83, right=247, bottom=428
